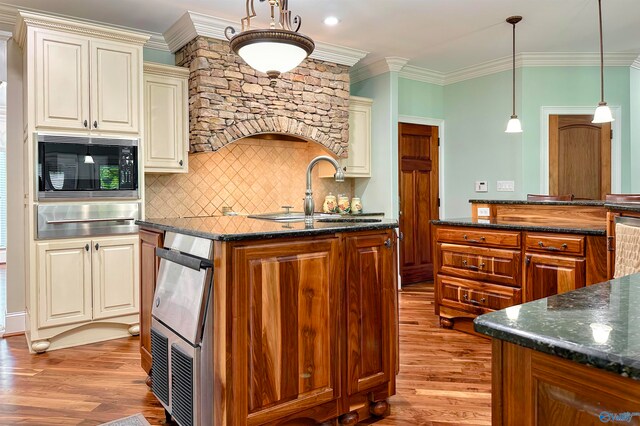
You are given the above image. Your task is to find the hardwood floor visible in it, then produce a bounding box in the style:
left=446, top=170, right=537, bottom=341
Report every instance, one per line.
left=0, top=283, right=491, bottom=425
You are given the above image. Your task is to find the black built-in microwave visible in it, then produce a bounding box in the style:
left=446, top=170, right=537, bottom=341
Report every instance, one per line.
left=37, top=133, right=139, bottom=200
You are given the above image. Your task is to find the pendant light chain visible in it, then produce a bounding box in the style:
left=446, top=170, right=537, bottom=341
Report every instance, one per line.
left=512, top=20, right=516, bottom=117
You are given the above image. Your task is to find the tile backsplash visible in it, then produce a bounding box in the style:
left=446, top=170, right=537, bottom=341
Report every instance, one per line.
left=145, top=137, right=354, bottom=219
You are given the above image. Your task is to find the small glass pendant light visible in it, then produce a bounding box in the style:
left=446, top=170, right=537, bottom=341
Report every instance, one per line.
left=592, top=0, right=614, bottom=123
left=505, top=16, right=523, bottom=133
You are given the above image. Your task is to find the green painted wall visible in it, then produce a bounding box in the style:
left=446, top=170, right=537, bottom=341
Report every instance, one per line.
left=351, top=73, right=397, bottom=218
left=443, top=70, right=524, bottom=217
left=143, top=48, right=175, bottom=65
left=398, top=77, right=444, bottom=119
left=630, top=67, right=640, bottom=192
left=521, top=66, right=631, bottom=194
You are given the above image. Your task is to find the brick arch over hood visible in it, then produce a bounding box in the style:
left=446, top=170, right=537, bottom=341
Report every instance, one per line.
left=176, top=36, right=351, bottom=156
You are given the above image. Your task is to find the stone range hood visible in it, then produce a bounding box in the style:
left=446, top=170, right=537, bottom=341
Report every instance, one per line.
left=176, top=36, right=353, bottom=156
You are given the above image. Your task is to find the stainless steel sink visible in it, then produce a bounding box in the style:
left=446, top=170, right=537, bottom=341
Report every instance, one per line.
left=248, top=212, right=342, bottom=222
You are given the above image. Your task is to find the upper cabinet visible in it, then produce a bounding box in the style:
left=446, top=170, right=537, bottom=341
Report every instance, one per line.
left=143, top=63, right=190, bottom=173
left=320, top=96, right=373, bottom=178
left=16, top=11, right=148, bottom=135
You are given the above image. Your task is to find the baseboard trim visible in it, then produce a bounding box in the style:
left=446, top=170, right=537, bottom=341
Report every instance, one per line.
left=3, top=311, right=26, bottom=337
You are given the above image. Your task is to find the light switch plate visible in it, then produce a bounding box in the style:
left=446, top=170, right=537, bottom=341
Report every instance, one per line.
left=497, top=180, right=515, bottom=192
left=475, top=181, right=488, bottom=192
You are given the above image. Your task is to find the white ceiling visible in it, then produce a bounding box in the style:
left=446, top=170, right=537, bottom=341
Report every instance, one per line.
left=3, top=0, right=640, bottom=72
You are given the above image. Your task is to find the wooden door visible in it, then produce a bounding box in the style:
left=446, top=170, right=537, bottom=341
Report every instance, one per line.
left=139, top=229, right=164, bottom=375
left=345, top=231, right=397, bottom=396
left=399, top=122, right=439, bottom=284
left=549, top=115, right=611, bottom=199
left=91, top=236, right=140, bottom=320
left=143, top=65, right=189, bottom=173
left=232, top=238, right=341, bottom=424
left=525, top=253, right=585, bottom=301
left=34, top=30, right=90, bottom=131
left=90, top=39, right=140, bottom=134
left=36, top=239, right=92, bottom=328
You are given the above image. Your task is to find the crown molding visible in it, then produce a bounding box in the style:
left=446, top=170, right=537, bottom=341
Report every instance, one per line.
left=399, top=65, right=445, bottom=85
left=164, top=10, right=368, bottom=67
left=350, top=57, right=409, bottom=84
left=143, top=61, right=189, bottom=78
left=632, top=56, right=640, bottom=71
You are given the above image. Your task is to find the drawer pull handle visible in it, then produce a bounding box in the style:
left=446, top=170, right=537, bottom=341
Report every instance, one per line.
left=538, top=241, right=568, bottom=251
left=463, top=234, right=486, bottom=243
left=463, top=294, right=486, bottom=305
left=462, top=260, right=486, bottom=270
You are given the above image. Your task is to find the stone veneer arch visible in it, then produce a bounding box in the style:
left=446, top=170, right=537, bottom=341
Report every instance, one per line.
left=176, top=36, right=351, bottom=157
left=213, top=117, right=340, bottom=155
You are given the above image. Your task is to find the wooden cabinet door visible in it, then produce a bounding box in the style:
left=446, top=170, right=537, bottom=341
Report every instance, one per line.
left=90, top=39, right=140, bottom=134
left=91, top=236, right=140, bottom=320
left=232, top=238, right=341, bottom=423
left=525, top=254, right=585, bottom=301
left=36, top=239, right=92, bottom=328
left=139, top=229, right=163, bottom=374
left=143, top=64, right=189, bottom=173
left=345, top=231, right=396, bottom=395
left=34, top=30, right=90, bottom=131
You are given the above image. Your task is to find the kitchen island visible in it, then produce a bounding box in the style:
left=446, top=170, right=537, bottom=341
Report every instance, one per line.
left=474, top=273, right=640, bottom=425
left=137, top=216, right=399, bottom=425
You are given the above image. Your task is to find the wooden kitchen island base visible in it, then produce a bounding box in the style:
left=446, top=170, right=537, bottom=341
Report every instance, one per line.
left=138, top=217, right=399, bottom=425
left=492, top=340, right=640, bottom=425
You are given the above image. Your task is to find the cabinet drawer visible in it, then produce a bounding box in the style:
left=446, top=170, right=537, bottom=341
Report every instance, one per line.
left=438, top=243, right=521, bottom=287
left=525, top=233, right=584, bottom=256
left=436, top=227, right=520, bottom=249
left=437, top=275, right=521, bottom=315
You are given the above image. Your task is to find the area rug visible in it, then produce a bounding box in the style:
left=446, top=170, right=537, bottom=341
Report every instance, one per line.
left=99, top=413, right=151, bottom=426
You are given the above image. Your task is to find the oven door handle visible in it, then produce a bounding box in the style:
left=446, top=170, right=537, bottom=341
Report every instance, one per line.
left=156, top=247, right=213, bottom=271
left=46, top=217, right=136, bottom=224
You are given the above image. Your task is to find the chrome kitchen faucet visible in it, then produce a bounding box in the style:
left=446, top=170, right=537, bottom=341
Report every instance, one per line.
left=304, top=156, right=345, bottom=225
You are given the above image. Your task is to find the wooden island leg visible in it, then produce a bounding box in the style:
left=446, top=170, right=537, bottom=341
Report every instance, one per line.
left=369, top=399, right=389, bottom=417
left=338, top=411, right=359, bottom=425
left=440, top=317, right=453, bottom=329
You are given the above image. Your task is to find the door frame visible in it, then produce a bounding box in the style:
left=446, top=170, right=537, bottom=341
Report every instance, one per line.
left=540, top=106, right=621, bottom=194
left=398, top=115, right=445, bottom=218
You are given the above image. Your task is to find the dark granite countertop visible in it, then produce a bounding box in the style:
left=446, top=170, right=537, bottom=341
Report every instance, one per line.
left=474, top=273, right=640, bottom=379
left=606, top=203, right=640, bottom=213
left=137, top=216, right=398, bottom=241
left=469, top=199, right=605, bottom=207
left=431, top=217, right=606, bottom=236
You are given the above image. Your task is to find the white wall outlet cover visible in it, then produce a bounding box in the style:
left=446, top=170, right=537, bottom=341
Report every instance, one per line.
left=475, top=181, right=488, bottom=192
left=477, top=207, right=490, bottom=216
left=477, top=219, right=491, bottom=224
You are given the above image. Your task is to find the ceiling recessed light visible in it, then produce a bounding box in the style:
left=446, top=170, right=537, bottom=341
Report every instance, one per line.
left=324, top=16, right=340, bottom=26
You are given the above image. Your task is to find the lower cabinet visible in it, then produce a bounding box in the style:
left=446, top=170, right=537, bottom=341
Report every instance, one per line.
left=345, top=232, right=397, bottom=396
left=139, top=229, right=163, bottom=376
left=524, top=253, right=585, bottom=301
left=33, top=235, right=140, bottom=352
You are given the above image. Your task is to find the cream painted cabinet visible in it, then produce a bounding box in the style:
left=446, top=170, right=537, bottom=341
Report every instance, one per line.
left=37, top=239, right=93, bottom=328
left=91, top=40, right=140, bottom=133
left=320, top=96, right=373, bottom=178
left=31, top=27, right=142, bottom=134
left=34, top=30, right=90, bottom=131
left=143, top=63, right=189, bottom=173
left=92, top=236, right=140, bottom=320
left=36, top=235, right=139, bottom=329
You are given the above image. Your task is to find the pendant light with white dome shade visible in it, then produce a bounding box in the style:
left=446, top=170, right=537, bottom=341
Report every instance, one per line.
left=592, top=0, right=614, bottom=124
left=505, top=16, right=523, bottom=133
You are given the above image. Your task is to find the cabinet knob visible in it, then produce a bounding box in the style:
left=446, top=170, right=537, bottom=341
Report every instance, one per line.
left=85, top=244, right=90, bottom=251
left=93, top=120, right=98, bottom=129
left=525, top=256, right=531, bottom=266
left=384, top=238, right=392, bottom=248
left=83, top=120, right=88, bottom=128
left=95, top=243, right=100, bottom=251
left=179, top=160, right=183, bottom=166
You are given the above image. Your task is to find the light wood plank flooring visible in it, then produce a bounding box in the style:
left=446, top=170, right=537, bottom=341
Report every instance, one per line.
left=0, top=283, right=491, bottom=425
